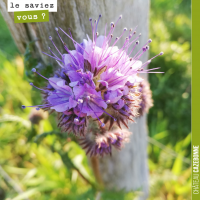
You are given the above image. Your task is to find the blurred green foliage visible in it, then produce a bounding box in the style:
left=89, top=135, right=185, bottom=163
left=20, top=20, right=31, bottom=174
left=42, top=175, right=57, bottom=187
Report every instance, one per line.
left=148, top=0, right=191, bottom=144
left=147, top=0, right=191, bottom=199
left=148, top=133, right=191, bottom=199
left=0, top=12, right=19, bottom=57
left=0, top=0, right=191, bottom=199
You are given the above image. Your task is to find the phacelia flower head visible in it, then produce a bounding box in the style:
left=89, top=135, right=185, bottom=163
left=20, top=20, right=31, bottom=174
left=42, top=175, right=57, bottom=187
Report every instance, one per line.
left=22, top=14, right=163, bottom=155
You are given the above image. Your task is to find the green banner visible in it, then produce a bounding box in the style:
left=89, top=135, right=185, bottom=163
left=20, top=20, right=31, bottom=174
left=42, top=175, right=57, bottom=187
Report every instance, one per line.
left=14, top=10, right=49, bottom=23
left=192, top=1, right=200, bottom=199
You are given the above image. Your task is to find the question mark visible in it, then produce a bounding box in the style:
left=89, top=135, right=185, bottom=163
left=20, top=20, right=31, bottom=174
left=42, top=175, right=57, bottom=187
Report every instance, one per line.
left=42, top=13, right=45, bottom=19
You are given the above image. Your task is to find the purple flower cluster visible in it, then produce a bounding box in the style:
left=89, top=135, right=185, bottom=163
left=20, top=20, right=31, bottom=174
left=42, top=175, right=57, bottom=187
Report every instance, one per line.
left=79, top=129, right=131, bottom=157
left=138, top=79, right=154, bottom=116
left=22, top=15, right=163, bottom=155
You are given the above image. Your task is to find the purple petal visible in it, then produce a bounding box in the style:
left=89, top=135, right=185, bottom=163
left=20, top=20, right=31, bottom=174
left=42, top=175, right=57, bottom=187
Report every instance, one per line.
left=51, top=102, right=69, bottom=112
left=73, top=85, right=86, bottom=99
left=104, top=90, right=123, bottom=104
left=96, top=35, right=107, bottom=48
left=68, top=97, right=77, bottom=109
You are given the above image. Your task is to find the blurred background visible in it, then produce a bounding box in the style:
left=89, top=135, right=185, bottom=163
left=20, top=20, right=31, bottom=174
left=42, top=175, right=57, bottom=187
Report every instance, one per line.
left=0, top=0, right=191, bottom=199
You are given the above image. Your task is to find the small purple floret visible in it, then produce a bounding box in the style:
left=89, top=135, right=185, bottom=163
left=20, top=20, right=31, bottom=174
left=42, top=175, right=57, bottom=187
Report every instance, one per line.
left=32, top=68, right=36, bottom=72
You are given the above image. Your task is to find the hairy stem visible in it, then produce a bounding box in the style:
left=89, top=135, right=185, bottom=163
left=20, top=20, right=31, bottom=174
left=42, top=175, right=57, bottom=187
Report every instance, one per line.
left=90, top=156, right=104, bottom=190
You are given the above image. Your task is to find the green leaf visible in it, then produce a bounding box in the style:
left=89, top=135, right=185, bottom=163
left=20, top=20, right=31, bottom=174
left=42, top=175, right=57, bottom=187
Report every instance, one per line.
left=172, top=152, right=184, bottom=175
left=153, top=131, right=168, bottom=140
left=182, top=133, right=191, bottom=148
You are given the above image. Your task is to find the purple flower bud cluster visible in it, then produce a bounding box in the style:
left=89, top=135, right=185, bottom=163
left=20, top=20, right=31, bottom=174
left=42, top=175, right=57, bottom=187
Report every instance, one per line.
left=79, top=129, right=131, bottom=157
left=138, top=79, right=154, bottom=116
left=22, top=15, right=163, bottom=155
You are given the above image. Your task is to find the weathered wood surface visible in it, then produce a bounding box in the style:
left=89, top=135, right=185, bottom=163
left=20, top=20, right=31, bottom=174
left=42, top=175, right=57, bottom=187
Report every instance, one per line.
left=0, top=0, right=149, bottom=199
